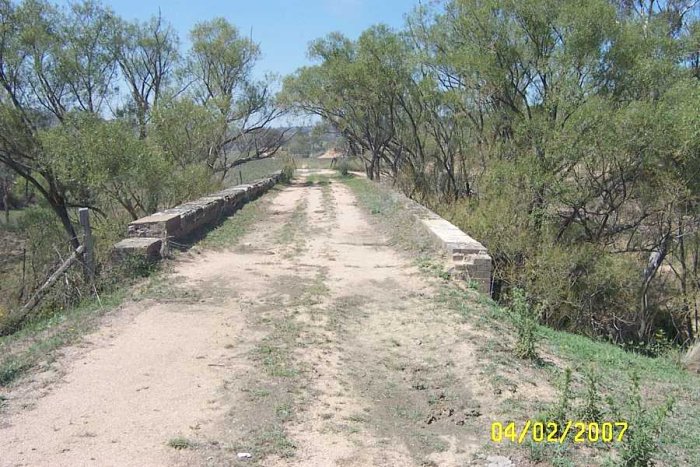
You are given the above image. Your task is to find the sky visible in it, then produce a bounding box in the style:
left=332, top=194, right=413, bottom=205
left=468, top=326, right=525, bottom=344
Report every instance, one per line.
left=99, top=0, right=420, bottom=79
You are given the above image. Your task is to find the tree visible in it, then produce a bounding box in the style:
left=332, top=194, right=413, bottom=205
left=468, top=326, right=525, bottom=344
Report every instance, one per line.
left=185, top=18, right=285, bottom=179
left=282, top=0, right=700, bottom=345
left=113, top=12, right=179, bottom=139
left=0, top=0, right=121, bottom=249
left=38, top=112, right=171, bottom=220
left=281, top=27, right=408, bottom=180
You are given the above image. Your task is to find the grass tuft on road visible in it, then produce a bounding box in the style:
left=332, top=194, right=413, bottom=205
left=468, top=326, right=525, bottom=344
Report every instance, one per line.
left=167, top=436, right=196, bottom=450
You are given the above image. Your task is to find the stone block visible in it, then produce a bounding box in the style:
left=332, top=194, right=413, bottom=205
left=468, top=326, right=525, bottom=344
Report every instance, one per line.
left=408, top=203, right=492, bottom=296
left=128, top=212, right=181, bottom=238
left=113, top=237, right=163, bottom=261
left=177, top=197, right=225, bottom=236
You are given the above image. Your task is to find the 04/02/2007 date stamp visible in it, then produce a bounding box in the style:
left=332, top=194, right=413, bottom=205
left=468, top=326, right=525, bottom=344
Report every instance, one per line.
left=490, top=421, right=628, bottom=444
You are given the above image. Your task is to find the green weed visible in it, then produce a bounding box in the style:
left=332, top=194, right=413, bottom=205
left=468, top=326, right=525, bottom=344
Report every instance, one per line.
left=579, top=367, right=603, bottom=422
left=509, top=288, right=539, bottom=360
left=550, top=367, right=573, bottom=424
left=617, top=372, right=674, bottom=467
left=167, top=437, right=195, bottom=450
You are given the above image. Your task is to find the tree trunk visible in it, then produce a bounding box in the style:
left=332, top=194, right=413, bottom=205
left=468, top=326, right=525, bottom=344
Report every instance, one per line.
left=639, top=229, right=672, bottom=341
left=2, top=177, right=9, bottom=224
left=373, top=151, right=381, bottom=181
left=48, top=189, right=81, bottom=251
left=531, top=188, right=546, bottom=234
left=115, top=196, right=140, bottom=221
left=137, top=102, right=148, bottom=140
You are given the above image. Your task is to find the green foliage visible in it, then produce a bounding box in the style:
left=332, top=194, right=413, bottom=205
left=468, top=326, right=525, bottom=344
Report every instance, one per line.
left=509, top=288, right=540, bottom=360
left=0, top=356, right=30, bottom=386
left=185, top=17, right=282, bottom=178
left=281, top=25, right=412, bottom=180
left=188, top=17, right=260, bottom=114
left=546, top=365, right=676, bottom=465
left=280, top=155, right=296, bottom=184
left=623, top=330, right=676, bottom=358
left=579, top=368, right=603, bottom=423
left=0, top=4, right=286, bottom=336
left=337, top=158, right=350, bottom=177
left=285, top=130, right=326, bottom=157
left=282, top=0, right=700, bottom=348
left=150, top=99, right=225, bottom=169
left=550, top=367, right=573, bottom=424
left=167, top=437, right=194, bottom=450
left=617, top=372, right=675, bottom=467
left=39, top=112, right=175, bottom=216
left=17, top=206, right=72, bottom=292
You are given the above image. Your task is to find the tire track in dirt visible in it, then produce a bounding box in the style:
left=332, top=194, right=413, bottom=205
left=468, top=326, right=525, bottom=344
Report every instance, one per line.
left=270, top=179, right=486, bottom=467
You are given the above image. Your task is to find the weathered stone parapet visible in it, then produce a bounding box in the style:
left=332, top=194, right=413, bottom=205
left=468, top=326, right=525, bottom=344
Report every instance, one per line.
left=126, top=212, right=181, bottom=239
left=112, top=237, right=163, bottom=261
left=115, top=171, right=282, bottom=259
left=390, top=191, right=492, bottom=296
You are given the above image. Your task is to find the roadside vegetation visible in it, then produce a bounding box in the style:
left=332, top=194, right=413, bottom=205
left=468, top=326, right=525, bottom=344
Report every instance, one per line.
left=282, top=0, right=700, bottom=351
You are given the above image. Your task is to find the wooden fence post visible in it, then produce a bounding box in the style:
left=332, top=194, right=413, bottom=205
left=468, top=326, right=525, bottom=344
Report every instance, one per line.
left=79, top=208, right=94, bottom=283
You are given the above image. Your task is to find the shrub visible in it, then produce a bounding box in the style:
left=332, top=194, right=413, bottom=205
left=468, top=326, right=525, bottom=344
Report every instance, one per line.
left=337, top=158, right=350, bottom=176
left=550, top=367, right=573, bottom=424
left=509, top=287, right=540, bottom=360
left=617, top=372, right=674, bottom=467
left=579, top=367, right=602, bottom=422
left=280, top=155, right=296, bottom=184
left=549, top=368, right=675, bottom=466
left=444, top=187, right=644, bottom=346
left=16, top=206, right=83, bottom=312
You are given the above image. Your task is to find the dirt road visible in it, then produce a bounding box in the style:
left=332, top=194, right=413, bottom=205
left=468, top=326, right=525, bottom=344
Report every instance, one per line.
left=0, top=175, right=499, bottom=466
